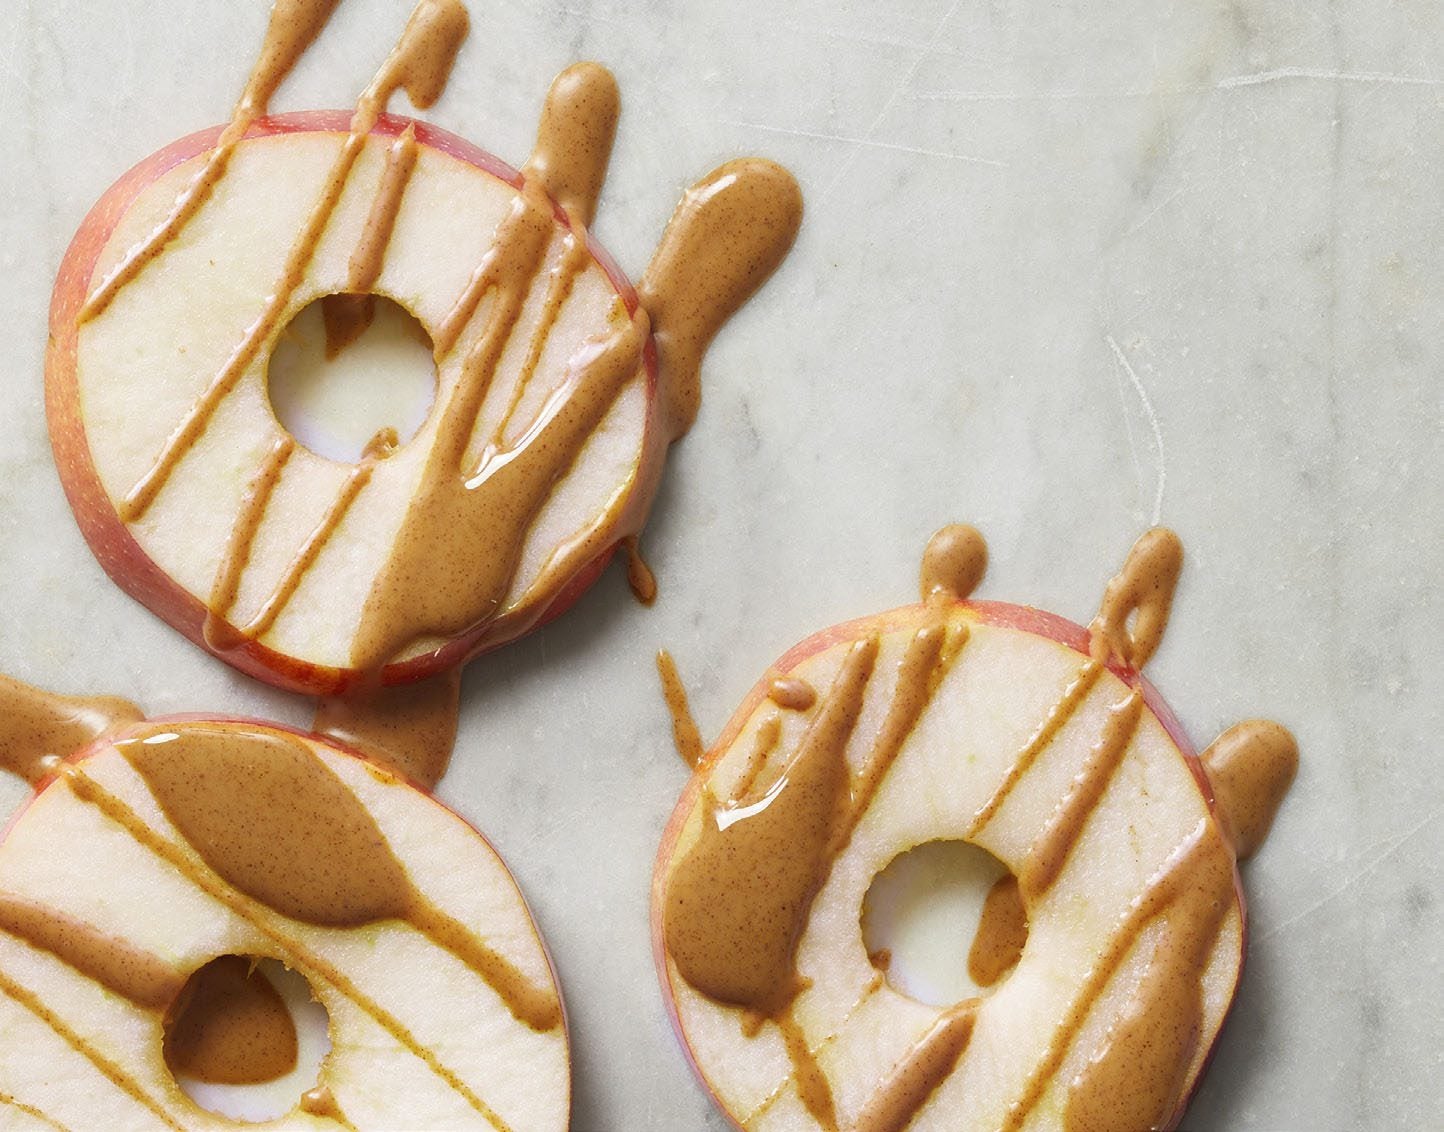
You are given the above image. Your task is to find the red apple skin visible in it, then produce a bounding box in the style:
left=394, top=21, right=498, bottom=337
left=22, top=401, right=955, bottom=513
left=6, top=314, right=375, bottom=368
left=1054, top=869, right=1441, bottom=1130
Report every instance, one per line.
left=650, top=597, right=1245, bottom=1132
left=1, top=712, right=571, bottom=1054
left=47, top=111, right=663, bottom=696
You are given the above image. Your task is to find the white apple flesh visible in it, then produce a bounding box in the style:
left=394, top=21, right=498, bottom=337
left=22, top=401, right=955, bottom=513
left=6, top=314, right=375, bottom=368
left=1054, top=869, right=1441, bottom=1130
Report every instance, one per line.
left=48, top=113, right=658, bottom=694
left=653, top=600, right=1244, bottom=1131
left=0, top=718, right=569, bottom=1130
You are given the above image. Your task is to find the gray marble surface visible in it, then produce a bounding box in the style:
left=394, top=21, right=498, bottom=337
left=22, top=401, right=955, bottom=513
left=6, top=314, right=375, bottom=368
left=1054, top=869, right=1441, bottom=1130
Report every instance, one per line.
left=1, top=1, right=1440, bottom=1129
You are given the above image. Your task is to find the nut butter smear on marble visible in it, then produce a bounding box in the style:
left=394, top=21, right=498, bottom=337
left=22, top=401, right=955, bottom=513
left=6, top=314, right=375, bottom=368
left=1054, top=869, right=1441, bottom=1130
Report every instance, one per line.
left=0, top=674, right=142, bottom=785
left=665, top=527, right=1298, bottom=1130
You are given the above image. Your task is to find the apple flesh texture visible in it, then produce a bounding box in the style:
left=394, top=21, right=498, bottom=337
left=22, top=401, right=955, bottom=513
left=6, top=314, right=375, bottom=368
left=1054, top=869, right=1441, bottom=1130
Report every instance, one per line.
left=0, top=720, right=569, bottom=1131
left=48, top=113, right=659, bottom=694
left=653, top=600, right=1243, bottom=1131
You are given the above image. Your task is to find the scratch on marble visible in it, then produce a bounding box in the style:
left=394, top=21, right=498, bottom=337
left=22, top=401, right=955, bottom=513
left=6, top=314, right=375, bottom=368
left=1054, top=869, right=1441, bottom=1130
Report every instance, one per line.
left=1105, top=335, right=1165, bottom=526
left=1216, top=67, right=1444, bottom=90
left=1256, top=809, right=1440, bottom=944
left=724, top=120, right=1007, bottom=168
left=817, top=0, right=965, bottom=202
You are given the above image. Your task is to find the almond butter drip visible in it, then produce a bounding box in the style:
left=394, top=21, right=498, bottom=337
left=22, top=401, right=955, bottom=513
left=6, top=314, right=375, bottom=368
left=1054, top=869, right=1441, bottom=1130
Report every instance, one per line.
left=163, top=956, right=297, bottom=1085
left=0, top=894, right=183, bottom=1010
left=852, top=1000, right=979, bottom=1132
left=1201, top=719, right=1298, bottom=860
left=120, top=726, right=560, bottom=1033
left=520, top=62, right=619, bottom=230
left=656, top=650, right=705, bottom=769
left=622, top=535, right=658, bottom=605
left=118, top=0, right=470, bottom=523
left=1088, top=526, right=1183, bottom=670
left=313, top=668, right=462, bottom=790
left=78, top=0, right=345, bottom=323
left=665, top=610, right=965, bottom=1130
left=967, top=874, right=1027, bottom=988
left=0, top=1093, right=67, bottom=1132
left=0, top=674, right=142, bottom=785
left=638, top=158, right=803, bottom=441
left=919, top=523, right=988, bottom=603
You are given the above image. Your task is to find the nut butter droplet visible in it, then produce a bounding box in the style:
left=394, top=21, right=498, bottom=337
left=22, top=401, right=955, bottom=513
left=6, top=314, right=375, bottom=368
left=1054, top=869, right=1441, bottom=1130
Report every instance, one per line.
left=1089, top=527, right=1183, bottom=670
left=967, top=874, right=1027, bottom=988
left=241, top=0, right=345, bottom=115
left=639, top=158, right=803, bottom=440
left=919, top=524, right=988, bottom=603
left=1201, top=720, right=1299, bottom=859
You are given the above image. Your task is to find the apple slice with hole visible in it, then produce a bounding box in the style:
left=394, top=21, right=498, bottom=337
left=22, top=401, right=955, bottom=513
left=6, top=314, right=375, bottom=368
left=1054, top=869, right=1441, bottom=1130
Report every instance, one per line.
left=652, top=526, right=1296, bottom=1131
left=0, top=716, right=568, bottom=1130
left=47, top=109, right=661, bottom=695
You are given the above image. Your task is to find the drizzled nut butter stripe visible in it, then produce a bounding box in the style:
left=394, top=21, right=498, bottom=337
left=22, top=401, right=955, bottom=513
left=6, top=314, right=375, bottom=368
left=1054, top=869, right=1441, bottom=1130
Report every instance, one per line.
left=78, top=0, right=346, bottom=323
left=118, top=0, right=470, bottom=523
left=59, top=748, right=517, bottom=1130
left=0, top=965, right=184, bottom=1129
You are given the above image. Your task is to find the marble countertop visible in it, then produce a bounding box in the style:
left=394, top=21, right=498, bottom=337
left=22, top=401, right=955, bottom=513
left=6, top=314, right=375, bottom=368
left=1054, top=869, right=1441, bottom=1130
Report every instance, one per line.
left=1, top=1, right=1439, bottom=1128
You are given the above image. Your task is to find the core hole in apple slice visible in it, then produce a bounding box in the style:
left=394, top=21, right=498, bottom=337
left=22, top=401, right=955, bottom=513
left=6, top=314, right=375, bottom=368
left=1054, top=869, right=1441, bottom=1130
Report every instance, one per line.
left=162, top=954, right=331, bottom=1123
left=860, top=839, right=1029, bottom=1009
left=266, top=292, right=438, bottom=463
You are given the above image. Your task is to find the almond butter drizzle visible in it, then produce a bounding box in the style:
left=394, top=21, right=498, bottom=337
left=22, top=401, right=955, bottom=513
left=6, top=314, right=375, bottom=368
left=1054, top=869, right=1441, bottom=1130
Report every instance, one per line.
left=1201, top=719, right=1299, bottom=860
left=59, top=748, right=515, bottom=1131
left=656, top=650, right=705, bottom=769
left=0, top=965, right=183, bottom=1128
left=967, top=874, right=1027, bottom=988
left=665, top=609, right=965, bottom=1130
left=0, top=894, right=183, bottom=1010
left=0, top=1093, right=69, bottom=1132
left=622, top=535, right=658, bottom=605
left=163, top=956, right=298, bottom=1085
left=664, top=528, right=1299, bottom=1132
left=319, top=123, right=422, bottom=355
left=120, top=726, right=558, bottom=1032
left=0, top=674, right=142, bottom=785
left=1017, top=692, right=1144, bottom=900
left=852, top=1000, right=978, bottom=1132
left=313, top=668, right=462, bottom=790
left=78, top=0, right=345, bottom=323
left=116, top=0, right=470, bottom=523
left=1003, top=821, right=1235, bottom=1132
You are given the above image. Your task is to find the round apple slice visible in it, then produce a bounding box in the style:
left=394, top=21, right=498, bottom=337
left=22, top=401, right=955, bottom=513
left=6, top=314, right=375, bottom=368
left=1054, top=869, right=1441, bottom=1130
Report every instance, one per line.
left=47, top=103, right=660, bottom=695
left=0, top=716, right=567, bottom=1131
left=652, top=526, right=1297, bottom=1132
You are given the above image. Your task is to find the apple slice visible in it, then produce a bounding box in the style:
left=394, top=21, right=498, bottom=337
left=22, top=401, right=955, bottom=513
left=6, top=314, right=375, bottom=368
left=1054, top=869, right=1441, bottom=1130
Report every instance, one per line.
left=652, top=526, right=1296, bottom=1132
left=0, top=715, right=569, bottom=1130
left=47, top=1, right=802, bottom=696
